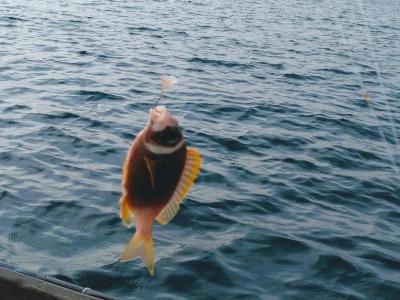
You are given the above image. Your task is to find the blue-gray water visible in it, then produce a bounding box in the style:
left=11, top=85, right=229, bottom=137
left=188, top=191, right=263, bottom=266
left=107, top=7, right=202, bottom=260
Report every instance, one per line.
left=1, top=0, right=400, bottom=299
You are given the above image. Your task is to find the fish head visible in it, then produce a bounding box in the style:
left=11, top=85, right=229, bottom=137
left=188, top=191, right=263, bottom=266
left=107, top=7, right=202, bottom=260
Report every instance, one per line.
left=144, top=106, right=184, bottom=149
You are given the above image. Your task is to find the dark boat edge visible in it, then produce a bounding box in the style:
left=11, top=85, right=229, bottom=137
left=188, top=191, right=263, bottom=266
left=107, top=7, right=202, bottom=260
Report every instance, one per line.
left=0, top=261, right=119, bottom=300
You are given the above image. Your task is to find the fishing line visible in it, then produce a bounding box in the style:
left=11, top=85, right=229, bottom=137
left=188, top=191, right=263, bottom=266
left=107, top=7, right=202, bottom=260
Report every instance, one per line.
left=356, top=0, right=400, bottom=150
left=154, top=89, right=164, bottom=107
left=351, top=0, right=400, bottom=175
left=332, top=0, right=399, bottom=175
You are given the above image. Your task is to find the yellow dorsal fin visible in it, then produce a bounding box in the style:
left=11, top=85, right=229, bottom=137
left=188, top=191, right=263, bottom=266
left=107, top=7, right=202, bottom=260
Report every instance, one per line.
left=156, top=147, right=202, bottom=225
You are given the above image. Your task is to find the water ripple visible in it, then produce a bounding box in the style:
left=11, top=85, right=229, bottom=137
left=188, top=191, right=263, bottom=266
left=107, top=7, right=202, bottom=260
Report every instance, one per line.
left=0, top=0, right=400, bottom=299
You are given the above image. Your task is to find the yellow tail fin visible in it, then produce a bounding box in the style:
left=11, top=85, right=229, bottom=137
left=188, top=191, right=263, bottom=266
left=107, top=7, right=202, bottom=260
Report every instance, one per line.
left=120, top=232, right=154, bottom=275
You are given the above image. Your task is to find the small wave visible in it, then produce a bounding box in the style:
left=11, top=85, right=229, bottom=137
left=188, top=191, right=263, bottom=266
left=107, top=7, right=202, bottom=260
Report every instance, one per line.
left=188, top=57, right=253, bottom=69
left=3, top=104, right=30, bottom=112
left=311, top=254, right=359, bottom=281
left=257, top=61, right=285, bottom=69
left=361, top=252, right=400, bottom=272
left=35, top=125, right=100, bottom=150
left=128, top=26, right=159, bottom=32
left=128, top=88, right=149, bottom=95
left=199, top=169, right=232, bottom=186
left=74, top=268, right=135, bottom=293
left=283, top=73, right=323, bottom=81
left=163, top=273, right=200, bottom=293
left=282, top=157, right=320, bottom=171
left=310, top=236, right=358, bottom=251
left=3, top=87, right=35, bottom=95
left=180, top=253, right=235, bottom=287
left=0, top=190, right=20, bottom=202
left=36, top=112, right=80, bottom=120
left=0, top=119, right=20, bottom=128
left=317, top=68, right=354, bottom=75
left=0, top=16, right=26, bottom=22
left=75, top=90, right=124, bottom=101
left=212, top=136, right=254, bottom=153
left=78, top=50, right=91, bottom=56
left=267, top=135, right=311, bottom=149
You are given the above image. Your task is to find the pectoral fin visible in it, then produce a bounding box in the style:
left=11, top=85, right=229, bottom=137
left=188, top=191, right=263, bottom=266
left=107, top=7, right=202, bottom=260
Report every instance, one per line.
left=156, top=147, right=202, bottom=225
left=144, top=157, right=156, bottom=191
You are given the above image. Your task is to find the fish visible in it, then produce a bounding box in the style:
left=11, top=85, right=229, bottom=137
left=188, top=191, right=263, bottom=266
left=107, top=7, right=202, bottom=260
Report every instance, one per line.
left=119, top=105, right=202, bottom=275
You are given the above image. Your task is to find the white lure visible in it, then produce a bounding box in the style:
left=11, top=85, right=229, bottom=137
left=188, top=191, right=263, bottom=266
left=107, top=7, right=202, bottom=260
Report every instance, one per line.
left=160, top=75, right=178, bottom=90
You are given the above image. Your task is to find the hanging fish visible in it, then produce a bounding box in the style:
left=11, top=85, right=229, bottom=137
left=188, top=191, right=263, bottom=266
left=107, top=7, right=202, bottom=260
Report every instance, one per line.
left=119, top=77, right=201, bottom=275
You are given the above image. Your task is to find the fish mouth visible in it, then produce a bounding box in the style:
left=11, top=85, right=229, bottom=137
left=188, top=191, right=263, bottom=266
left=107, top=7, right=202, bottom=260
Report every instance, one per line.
left=154, top=105, right=166, bottom=113
left=153, top=106, right=167, bottom=118
left=149, top=106, right=179, bottom=133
